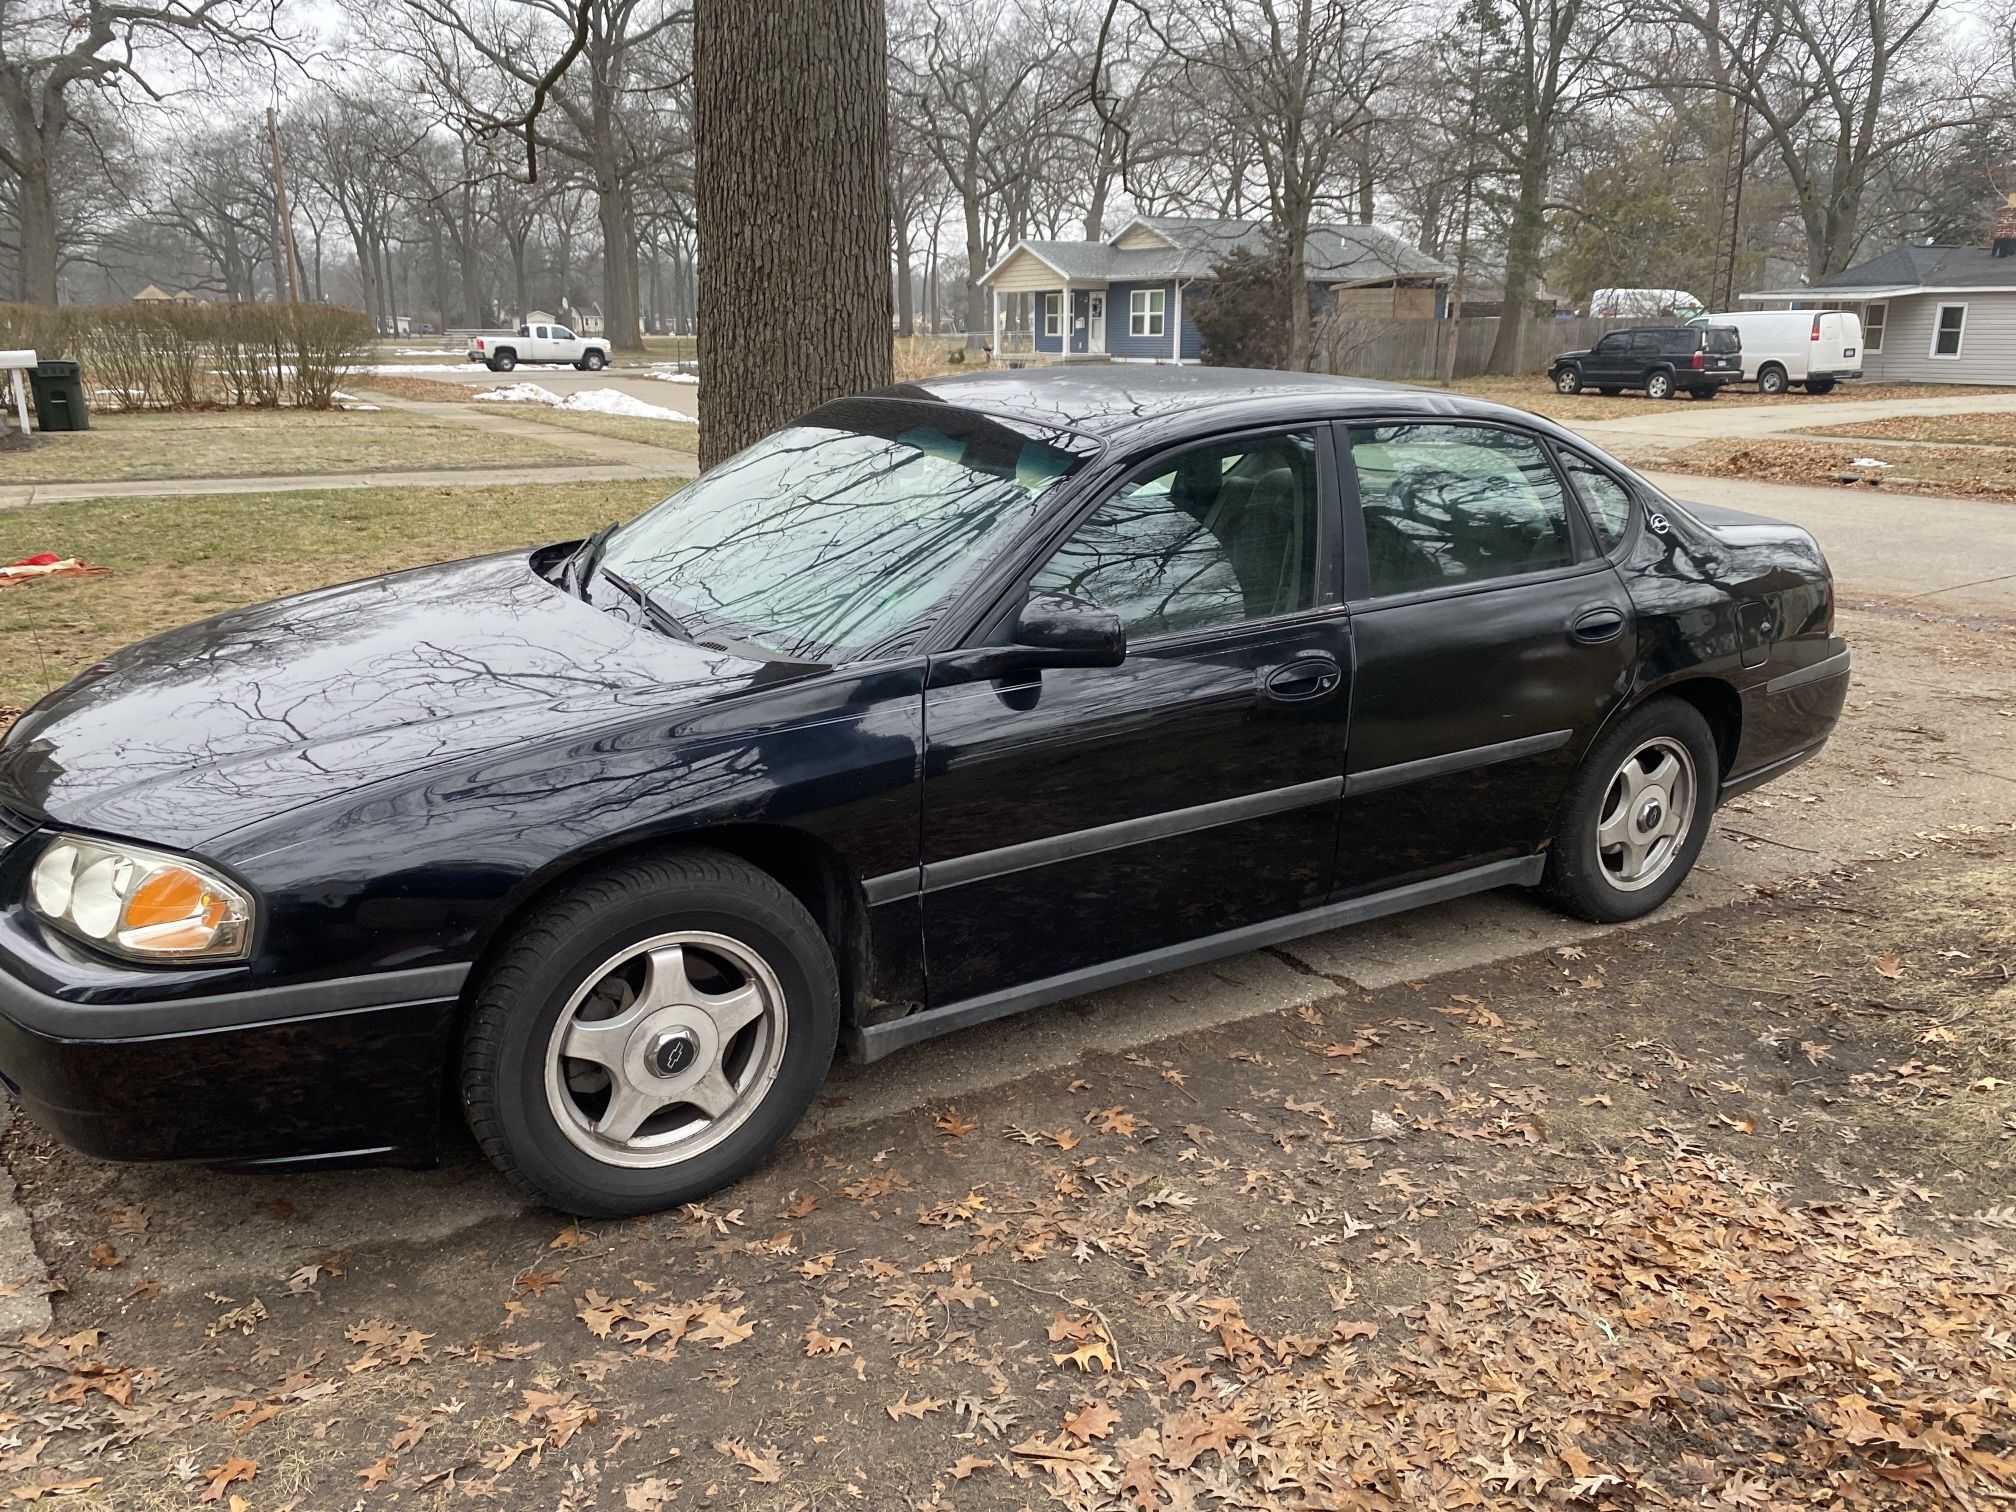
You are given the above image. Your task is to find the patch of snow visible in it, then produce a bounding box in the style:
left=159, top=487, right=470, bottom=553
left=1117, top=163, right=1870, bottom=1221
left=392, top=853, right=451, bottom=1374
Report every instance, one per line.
left=476, top=383, right=693, bottom=421
left=1849, top=456, right=1891, bottom=468
left=642, top=365, right=700, bottom=384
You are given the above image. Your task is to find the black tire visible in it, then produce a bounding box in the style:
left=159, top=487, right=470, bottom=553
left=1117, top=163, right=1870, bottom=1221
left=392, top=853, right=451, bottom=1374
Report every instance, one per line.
left=1553, top=366, right=1583, bottom=394
left=1644, top=370, right=1676, bottom=400
left=490, top=350, right=518, bottom=373
left=1757, top=363, right=1788, bottom=396
left=1805, top=378, right=1836, bottom=395
left=461, top=848, right=839, bottom=1217
left=578, top=350, right=607, bottom=372
left=1598, top=386, right=1621, bottom=396
left=1689, top=386, right=1717, bottom=400
left=1542, top=697, right=1720, bottom=924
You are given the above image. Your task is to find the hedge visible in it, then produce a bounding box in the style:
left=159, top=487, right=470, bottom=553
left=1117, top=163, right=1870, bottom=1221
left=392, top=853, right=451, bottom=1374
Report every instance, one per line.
left=0, top=302, right=374, bottom=411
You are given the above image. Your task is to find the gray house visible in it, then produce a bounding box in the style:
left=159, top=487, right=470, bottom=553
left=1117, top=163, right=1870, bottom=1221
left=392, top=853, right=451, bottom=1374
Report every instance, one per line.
left=979, top=216, right=1453, bottom=363
left=1739, top=201, right=2016, bottom=385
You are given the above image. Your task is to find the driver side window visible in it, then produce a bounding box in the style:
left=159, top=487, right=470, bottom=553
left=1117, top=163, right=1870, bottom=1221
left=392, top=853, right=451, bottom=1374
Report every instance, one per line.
left=1031, top=430, right=1320, bottom=640
left=1349, top=423, right=1575, bottom=598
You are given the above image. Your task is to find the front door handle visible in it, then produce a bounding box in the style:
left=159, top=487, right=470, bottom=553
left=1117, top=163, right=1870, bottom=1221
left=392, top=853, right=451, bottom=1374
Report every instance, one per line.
left=1261, top=655, right=1343, bottom=704
left=1571, top=607, right=1626, bottom=644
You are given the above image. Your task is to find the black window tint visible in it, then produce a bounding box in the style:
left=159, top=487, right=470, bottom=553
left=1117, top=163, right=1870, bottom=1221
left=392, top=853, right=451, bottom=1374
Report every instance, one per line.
left=1660, top=329, right=1695, bottom=355
left=1032, top=431, right=1320, bottom=638
left=1349, top=424, right=1575, bottom=597
left=1629, top=330, right=1660, bottom=354
left=1705, top=327, right=1739, bottom=354
left=1558, top=451, right=1633, bottom=553
left=1593, top=334, right=1623, bottom=354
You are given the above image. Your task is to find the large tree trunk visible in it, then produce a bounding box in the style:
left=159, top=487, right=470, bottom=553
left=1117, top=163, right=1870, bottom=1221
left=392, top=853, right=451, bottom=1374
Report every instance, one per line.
left=894, top=216, right=915, bottom=337
left=959, top=163, right=986, bottom=349
left=1485, top=155, right=1547, bottom=375
left=9, top=126, right=61, bottom=304
left=595, top=180, right=645, bottom=351
left=695, top=0, right=891, bottom=468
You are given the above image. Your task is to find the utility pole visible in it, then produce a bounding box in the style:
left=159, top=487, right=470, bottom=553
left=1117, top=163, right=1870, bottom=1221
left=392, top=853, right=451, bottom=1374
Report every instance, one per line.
left=266, top=106, right=302, bottom=304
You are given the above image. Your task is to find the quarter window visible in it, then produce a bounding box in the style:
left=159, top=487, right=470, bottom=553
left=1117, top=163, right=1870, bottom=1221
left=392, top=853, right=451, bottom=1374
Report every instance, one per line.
left=1863, top=302, right=1886, bottom=353
left=1348, top=423, right=1576, bottom=598
left=1043, top=293, right=1061, bottom=339
left=1129, top=288, right=1166, bottom=337
left=1931, top=303, right=1965, bottom=358
left=1558, top=450, right=1634, bottom=553
left=1031, top=430, right=1320, bottom=639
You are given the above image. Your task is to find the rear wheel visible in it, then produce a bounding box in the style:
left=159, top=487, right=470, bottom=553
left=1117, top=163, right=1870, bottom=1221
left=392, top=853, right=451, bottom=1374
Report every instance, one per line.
left=1543, top=698, right=1719, bottom=923
left=1553, top=366, right=1584, bottom=394
left=1805, top=378, right=1836, bottom=395
left=1689, top=386, right=1718, bottom=400
left=1645, top=370, right=1676, bottom=401
left=461, top=849, right=839, bottom=1217
left=1757, top=363, right=1788, bottom=396
left=489, top=350, right=518, bottom=373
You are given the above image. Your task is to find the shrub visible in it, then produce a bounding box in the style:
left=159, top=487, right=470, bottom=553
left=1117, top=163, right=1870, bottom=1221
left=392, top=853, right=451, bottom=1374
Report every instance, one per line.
left=0, top=301, right=373, bottom=411
left=1188, top=244, right=1294, bottom=369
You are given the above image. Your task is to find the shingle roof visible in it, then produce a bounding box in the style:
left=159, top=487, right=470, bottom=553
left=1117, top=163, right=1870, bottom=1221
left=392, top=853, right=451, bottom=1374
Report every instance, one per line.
left=987, top=217, right=1454, bottom=287
left=1744, top=243, right=2016, bottom=299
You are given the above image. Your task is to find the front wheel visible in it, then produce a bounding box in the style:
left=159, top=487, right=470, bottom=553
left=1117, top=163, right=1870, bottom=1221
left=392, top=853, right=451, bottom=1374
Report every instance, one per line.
left=578, top=350, right=607, bottom=371
left=1543, top=698, right=1719, bottom=923
left=1553, top=367, right=1583, bottom=394
left=1645, top=371, right=1676, bottom=401
left=462, top=849, right=839, bottom=1217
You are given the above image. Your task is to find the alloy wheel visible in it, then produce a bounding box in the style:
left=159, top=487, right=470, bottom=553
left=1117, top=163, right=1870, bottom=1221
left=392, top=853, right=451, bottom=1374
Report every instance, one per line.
left=543, top=931, right=788, bottom=1169
left=1596, top=736, right=1697, bottom=892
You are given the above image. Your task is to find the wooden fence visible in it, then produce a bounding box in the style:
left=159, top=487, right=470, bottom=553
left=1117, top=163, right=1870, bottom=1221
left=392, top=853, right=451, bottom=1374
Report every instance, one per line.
left=1311, top=315, right=1630, bottom=382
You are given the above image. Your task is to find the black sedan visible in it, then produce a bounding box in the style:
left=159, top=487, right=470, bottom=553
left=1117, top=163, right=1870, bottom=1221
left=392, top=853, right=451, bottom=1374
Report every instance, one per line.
left=0, top=369, right=1849, bottom=1216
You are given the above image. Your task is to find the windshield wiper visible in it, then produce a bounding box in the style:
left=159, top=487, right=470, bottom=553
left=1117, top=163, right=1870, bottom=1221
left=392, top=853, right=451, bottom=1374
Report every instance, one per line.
left=598, top=567, right=697, bottom=642
left=568, top=520, right=621, bottom=600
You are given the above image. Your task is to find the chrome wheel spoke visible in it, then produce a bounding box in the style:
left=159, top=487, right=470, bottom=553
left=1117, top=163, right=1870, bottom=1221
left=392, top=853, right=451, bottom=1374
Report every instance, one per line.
left=682, top=1065, right=739, bottom=1120
left=597, top=1079, right=666, bottom=1142
left=1597, top=803, right=1632, bottom=852
left=637, top=943, right=701, bottom=1012
left=561, top=1005, right=645, bottom=1073
left=697, top=982, right=765, bottom=1039
left=1643, top=751, right=1683, bottom=793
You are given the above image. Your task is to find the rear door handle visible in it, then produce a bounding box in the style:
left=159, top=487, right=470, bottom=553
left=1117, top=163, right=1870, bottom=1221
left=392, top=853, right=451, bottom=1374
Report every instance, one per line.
left=1261, top=655, right=1343, bottom=704
left=1571, top=608, right=1626, bottom=644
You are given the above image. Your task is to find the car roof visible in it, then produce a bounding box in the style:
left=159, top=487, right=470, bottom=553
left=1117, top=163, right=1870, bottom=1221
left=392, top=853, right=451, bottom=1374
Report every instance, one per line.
left=873, top=365, right=1541, bottom=445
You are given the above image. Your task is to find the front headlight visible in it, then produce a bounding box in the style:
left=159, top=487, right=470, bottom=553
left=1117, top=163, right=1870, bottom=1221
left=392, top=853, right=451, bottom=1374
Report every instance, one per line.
left=29, top=835, right=253, bottom=962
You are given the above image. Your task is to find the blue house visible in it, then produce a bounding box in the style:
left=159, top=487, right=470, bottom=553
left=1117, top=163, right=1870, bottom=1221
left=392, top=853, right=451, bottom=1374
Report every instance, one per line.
left=978, top=216, right=1454, bottom=363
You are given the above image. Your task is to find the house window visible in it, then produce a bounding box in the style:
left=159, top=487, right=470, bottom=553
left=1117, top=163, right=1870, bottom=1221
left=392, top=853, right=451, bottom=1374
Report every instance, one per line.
left=1930, top=303, right=1965, bottom=358
left=1043, top=293, right=1061, bottom=339
left=1862, top=303, right=1886, bottom=353
left=1129, top=288, right=1166, bottom=338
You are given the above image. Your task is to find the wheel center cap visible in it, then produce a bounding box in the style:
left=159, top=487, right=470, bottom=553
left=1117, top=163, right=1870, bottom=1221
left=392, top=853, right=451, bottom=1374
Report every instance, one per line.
left=646, top=1028, right=700, bottom=1078
left=1638, top=797, right=1664, bottom=832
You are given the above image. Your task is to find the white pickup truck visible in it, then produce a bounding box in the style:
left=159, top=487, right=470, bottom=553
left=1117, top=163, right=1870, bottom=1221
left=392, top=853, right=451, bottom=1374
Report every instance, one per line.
left=468, top=323, right=610, bottom=373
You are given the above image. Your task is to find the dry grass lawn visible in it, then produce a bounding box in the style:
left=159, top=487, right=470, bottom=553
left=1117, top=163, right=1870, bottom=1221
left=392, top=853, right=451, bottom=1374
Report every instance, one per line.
left=2, top=408, right=581, bottom=483
left=503, top=406, right=700, bottom=452
left=1659, top=436, right=2016, bottom=499
left=1804, top=410, right=2016, bottom=447
left=0, top=478, right=672, bottom=713
left=1446, top=375, right=2016, bottom=423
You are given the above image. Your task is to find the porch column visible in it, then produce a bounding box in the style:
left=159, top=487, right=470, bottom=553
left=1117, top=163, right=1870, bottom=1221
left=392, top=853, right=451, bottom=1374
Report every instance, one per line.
left=1171, top=280, right=1184, bottom=363
left=990, top=289, right=1002, bottom=352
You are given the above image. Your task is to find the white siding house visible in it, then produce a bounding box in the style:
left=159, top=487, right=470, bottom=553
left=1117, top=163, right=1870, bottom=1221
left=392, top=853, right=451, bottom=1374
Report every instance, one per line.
left=1740, top=209, right=2016, bottom=386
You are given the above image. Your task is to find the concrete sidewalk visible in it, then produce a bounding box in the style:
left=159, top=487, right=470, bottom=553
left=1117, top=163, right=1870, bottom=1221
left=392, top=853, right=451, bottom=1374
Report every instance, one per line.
left=1572, top=389, right=2016, bottom=454
left=0, top=458, right=695, bottom=509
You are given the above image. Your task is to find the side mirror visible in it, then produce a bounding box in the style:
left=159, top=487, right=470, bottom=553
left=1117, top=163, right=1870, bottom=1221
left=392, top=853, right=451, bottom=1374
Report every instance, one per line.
left=1012, top=593, right=1126, bottom=669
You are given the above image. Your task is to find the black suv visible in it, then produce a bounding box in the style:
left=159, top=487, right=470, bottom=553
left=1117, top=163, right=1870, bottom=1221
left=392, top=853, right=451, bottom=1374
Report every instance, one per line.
left=1549, top=324, right=1742, bottom=400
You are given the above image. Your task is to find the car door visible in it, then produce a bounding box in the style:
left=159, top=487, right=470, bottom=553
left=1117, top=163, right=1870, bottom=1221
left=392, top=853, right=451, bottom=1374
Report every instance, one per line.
left=919, top=425, right=1351, bottom=1006
left=1335, top=418, right=1635, bottom=895
left=552, top=326, right=581, bottom=361
left=1585, top=333, right=1627, bottom=386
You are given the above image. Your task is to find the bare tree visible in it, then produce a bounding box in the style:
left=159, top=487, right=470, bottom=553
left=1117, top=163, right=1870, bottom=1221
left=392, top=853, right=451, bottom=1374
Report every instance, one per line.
left=0, top=0, right=295, bottom=302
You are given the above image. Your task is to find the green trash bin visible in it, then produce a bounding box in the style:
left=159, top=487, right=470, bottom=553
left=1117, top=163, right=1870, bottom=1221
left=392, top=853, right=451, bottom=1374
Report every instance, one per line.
left=29, top=359, right=89, bottom=432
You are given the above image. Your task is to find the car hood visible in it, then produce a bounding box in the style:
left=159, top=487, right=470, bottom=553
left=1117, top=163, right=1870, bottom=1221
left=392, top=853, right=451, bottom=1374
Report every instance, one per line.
left=0, top=553, right=792, bottom=851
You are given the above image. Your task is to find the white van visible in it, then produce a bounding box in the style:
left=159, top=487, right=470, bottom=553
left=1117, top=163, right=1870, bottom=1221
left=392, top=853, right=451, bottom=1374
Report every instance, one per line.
left=1690, top=309, right=1863, bottom=395
left=1590, top=288, right=1707, bottom=321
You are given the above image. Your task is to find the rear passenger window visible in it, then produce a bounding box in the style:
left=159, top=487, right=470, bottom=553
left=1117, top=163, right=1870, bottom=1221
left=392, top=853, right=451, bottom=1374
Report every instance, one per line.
left=1349, top=424, right=1575, bottom=597
left=1558, top=451, right=1634, bottom=553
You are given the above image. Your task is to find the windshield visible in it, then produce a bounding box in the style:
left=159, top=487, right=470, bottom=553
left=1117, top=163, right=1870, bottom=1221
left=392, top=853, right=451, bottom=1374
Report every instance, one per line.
left=597, top=398, right=1095, bottom=661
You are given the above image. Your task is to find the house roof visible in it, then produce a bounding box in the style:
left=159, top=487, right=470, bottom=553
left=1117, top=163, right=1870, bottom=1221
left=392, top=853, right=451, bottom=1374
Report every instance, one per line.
left=1742, top=243, right=2016, bottom=301
left=982, top=216, right=1454, bottom=288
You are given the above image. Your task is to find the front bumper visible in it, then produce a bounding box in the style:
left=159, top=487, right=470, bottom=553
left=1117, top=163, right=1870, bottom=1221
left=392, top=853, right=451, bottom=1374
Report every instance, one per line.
left=0, top=940, right=466, bottom=1167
